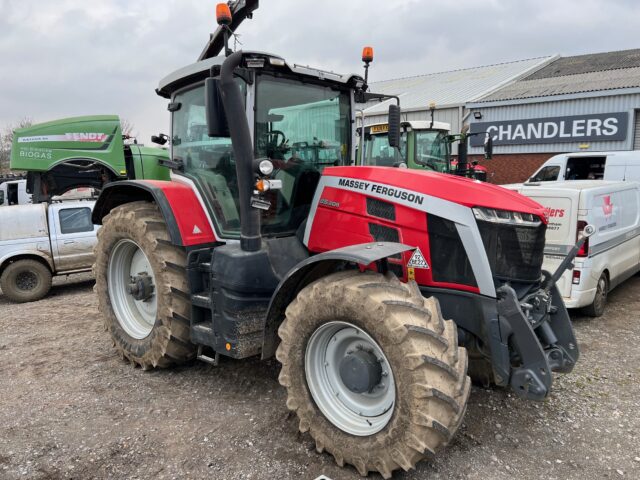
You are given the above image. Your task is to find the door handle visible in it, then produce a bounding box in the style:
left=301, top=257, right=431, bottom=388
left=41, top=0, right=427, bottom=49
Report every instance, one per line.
left=63, top=240, right=75, bottom=244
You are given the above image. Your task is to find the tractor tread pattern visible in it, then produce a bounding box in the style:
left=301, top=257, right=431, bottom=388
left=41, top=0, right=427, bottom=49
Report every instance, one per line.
left=94, top=201, right=196, bottom=369
left=276, top=270, right=470, bottom=478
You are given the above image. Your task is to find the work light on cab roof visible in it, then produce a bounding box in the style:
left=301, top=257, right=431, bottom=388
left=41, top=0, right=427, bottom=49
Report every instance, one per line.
left=216, top=3, right=232, bottom=25
left=362, top=46, right=374, bottom=63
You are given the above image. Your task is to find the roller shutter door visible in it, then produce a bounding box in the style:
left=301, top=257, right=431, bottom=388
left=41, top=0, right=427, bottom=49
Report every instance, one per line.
left=634, top=110, right=640, bottom=150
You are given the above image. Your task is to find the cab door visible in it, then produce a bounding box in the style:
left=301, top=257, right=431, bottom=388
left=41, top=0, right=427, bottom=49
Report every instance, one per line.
left=49, top=203, right=99, bottom=272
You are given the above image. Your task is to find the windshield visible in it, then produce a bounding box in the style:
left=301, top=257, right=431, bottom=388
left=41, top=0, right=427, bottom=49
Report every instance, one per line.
left=172, top=82, right=246, bottom=237
left=415, top=130, right=449, bottom=173
left=362, top=131, right=408, bottom=166
left=255, top=75, right=351, bottom=235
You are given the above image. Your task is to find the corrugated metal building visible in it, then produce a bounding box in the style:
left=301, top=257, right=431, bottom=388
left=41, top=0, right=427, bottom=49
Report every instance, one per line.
left=361, top=56, right=556, bottom=153
left=467, top=48, right=640, bottom=184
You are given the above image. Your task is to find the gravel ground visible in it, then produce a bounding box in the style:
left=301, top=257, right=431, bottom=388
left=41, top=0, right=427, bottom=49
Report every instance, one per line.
left=0, top=273, right=639, bottom=480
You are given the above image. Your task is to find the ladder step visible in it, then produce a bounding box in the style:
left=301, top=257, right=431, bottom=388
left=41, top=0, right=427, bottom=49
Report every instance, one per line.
left=191, top=292, right=212, bottom=309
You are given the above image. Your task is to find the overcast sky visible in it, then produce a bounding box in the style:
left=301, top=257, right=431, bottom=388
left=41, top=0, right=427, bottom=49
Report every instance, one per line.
left=1, top=0, right=639, bottom=144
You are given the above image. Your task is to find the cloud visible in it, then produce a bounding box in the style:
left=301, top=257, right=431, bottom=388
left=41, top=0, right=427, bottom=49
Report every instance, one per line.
left=0, top=0, right=638, bottom=144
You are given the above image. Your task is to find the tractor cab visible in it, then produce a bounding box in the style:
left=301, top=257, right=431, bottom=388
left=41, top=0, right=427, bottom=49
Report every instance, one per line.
left=359, top=120, right=451, bottom=173
left=157, top=53, right=360, bottom=240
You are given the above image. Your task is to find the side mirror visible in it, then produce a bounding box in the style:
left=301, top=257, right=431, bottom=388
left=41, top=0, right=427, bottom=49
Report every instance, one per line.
left=387, top=104, right=401, bottom=149
left=151, top=133, right=169, bottom=145
left=484, top=133, right=493, bottom=160
left=205, top=77, right=229, bottom=137
left=0, top=191, right=4, bottom=205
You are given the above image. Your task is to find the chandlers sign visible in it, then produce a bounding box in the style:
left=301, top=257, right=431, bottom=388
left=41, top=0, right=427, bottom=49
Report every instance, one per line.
left=469, top=112, right=629, bottom=146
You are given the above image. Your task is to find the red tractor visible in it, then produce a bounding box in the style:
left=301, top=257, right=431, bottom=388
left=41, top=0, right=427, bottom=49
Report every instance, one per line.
left=91, top=2, right=585, bottom=476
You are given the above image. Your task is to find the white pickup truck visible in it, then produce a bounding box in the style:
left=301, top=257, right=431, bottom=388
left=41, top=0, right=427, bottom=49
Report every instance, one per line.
left=0, top=200, right=98, bottom=302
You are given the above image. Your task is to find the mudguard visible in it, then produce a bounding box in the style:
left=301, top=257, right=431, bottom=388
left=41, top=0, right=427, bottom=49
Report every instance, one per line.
left=91, top=180, right=217, bottom=247
left=261, top=242, right=415, bottom=359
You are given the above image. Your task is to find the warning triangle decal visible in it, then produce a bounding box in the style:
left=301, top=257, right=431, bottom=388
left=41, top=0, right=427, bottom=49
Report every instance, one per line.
left=407, top=247, right=429, bottom=269
left=192, top=224, right=202, bottom=234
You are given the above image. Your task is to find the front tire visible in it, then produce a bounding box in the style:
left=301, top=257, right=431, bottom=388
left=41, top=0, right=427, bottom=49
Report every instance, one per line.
left=94, top=201, right=196, bottom=368
left=0, top=259, right=52, bottom=303
left=276, top=271, right=470, bottom=478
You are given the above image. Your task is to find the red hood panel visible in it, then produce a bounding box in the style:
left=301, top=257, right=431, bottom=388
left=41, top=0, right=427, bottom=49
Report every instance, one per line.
left=324, top=166, right=546, bottom=218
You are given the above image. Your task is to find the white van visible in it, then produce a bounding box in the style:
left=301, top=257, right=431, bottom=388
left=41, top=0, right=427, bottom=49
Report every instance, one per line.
left=525, top=151, right=640, bottom=184
left=0, top=179, right=31, bottom=206
left=506, top=180, right=640, bottom=316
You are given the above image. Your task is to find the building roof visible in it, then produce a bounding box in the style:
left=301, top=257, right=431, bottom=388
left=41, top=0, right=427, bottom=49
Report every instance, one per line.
left=476, top=48, right=640, bottom=103
left=362, top=56, right=555, bottom=115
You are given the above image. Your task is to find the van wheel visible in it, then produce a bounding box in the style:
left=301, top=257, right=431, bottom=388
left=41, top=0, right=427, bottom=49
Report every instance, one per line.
left=0, top=259, right=52, bottom=303
left=582, top=273, right=608, bottom=317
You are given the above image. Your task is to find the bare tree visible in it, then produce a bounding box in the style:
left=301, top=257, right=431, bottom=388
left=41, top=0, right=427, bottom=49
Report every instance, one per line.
left=0, top=118, right=33, bottom=174
left=120, top=118, right=136, bottom=139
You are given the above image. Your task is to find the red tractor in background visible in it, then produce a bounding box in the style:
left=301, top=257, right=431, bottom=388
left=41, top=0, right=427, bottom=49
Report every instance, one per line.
left=91, top=2, right=587, bottom=476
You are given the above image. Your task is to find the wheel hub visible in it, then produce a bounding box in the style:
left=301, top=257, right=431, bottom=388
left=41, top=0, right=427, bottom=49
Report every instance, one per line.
left=305, top=321, right=395, bottom=436
left=107, top=239, right=158, bottom=340
left=127, top=273, right=154, bottom=302
left=339, top=349, right=382, bottom=394
left=16, top=271, right=38, bottom=291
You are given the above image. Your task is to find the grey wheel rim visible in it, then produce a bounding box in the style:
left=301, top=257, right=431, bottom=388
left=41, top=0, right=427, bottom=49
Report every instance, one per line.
left=107, top=239, right=157, bottom=340
left=15, top=271, right=38, bottom=291
left=305, top=321, right=395, bottom=436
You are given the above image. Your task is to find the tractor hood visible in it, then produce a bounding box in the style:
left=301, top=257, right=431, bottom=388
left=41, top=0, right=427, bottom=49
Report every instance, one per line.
left=323, top=166, right=547, bottom=221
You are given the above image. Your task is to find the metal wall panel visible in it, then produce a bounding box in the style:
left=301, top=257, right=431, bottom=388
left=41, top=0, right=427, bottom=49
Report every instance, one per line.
left=634, top=110, right=640, bottom=150
left=467, top=93, right=640, bottom=154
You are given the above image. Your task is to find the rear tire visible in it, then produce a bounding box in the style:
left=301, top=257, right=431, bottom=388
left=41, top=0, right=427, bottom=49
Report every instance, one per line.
left=0, top=259, right=52, bottom=303
left=276, top=271, right=470, bottom=478
left=582, top=272, right=608, bottom=317
left=94, top=201, right=196, bottom=368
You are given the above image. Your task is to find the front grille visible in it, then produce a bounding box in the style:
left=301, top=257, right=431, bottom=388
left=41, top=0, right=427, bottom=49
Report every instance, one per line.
left=369, top=223, right=402, bottom=260
left=427, top=214, right=477, bottom=286
left=367, top=198, right=396, bottom=221
left=477, top=221, right=546, bottom=282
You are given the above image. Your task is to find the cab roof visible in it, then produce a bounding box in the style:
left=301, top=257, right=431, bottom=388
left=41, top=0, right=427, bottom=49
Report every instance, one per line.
left=157, top=50, right=365, bottom=98
left=366, top=120, right=451, bottom=132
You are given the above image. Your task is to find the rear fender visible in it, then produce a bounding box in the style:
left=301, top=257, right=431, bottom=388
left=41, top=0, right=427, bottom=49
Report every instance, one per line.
left=261, top=242, right=415, bottom=359
left=91, top=180, right=217, bottom=247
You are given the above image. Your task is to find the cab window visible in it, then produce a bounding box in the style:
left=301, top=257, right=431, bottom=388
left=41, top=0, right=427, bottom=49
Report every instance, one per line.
left=529, top=165, right=561, bottom=182
left=59, top=207, right=94, bottom=234
left=566, top=156, right=606, bottom=180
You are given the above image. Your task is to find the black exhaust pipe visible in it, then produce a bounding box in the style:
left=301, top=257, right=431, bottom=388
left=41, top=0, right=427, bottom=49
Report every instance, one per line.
left=219, top=51, right=261, bottom=252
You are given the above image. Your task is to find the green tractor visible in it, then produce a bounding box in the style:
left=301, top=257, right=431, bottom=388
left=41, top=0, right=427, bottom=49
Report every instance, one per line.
left=10, top=115, right=170, bottom=202
left=358, top=118, right=493, bottom=181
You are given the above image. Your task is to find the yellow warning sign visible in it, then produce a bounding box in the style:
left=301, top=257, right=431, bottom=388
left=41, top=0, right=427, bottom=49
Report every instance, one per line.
left=370, top=124, right=389, bottom=134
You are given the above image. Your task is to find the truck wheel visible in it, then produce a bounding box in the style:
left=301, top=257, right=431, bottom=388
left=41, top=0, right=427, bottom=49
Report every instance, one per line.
left=276, top=271, right=470, bottom=478
left=0, top=259, right=52, bottom=303
left=582, top=272, right=608, bottom=317
left=94, top=201, right=196, bottom=369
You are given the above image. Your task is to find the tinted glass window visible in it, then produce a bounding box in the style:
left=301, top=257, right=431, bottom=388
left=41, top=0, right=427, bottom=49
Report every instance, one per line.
left=172, top=83, right=245, bottom=237
left=255, top=76, right=351, bottom=234
left=566, top=156, right=606, bottom=180
left=59, top=207, right=93, bottom=234
left=362, top=131, right=407, bottom=166
left=415, top=130, right=449, bottom=173
left=530, top=165, right=560, bottom=182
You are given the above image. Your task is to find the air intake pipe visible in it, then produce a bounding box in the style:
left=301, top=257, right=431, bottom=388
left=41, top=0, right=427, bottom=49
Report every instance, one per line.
left=219, top=51, right=261, bottom=252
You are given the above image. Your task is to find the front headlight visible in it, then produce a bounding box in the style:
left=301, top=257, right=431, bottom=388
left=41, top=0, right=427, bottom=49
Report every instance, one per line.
left=472, top=207, right=542, bottom=227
